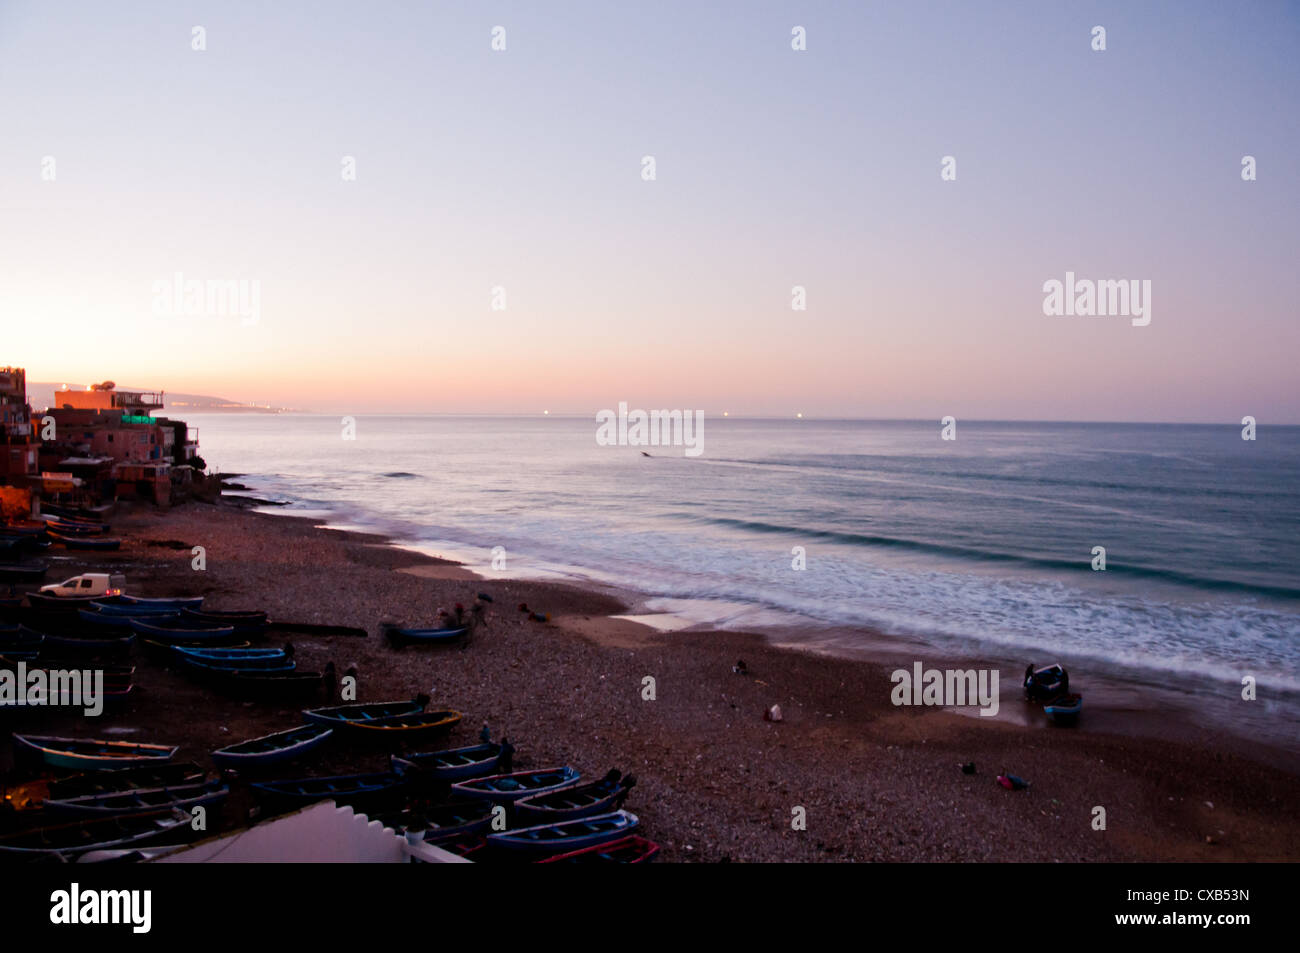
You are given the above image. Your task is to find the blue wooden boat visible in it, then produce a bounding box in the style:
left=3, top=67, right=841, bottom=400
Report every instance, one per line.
left=113, top=594, right=204, bottom=610
left=451, top=766, right=581, bottom=803
left=181, top=608, right=267, bottom=632
left=330, top=709, right=461, bottom=740
left=0, top=625, right=43, bottom=654
left=486, top=810, right=639, bottom=855
left=90, top=601, right=184, bottom=617
left=381, top=622, right=469, bottom=647
left=391, top=742, right=503, bottom=782
left=374, top=799, right=497, bottom=844
left=0, top=562, right=47, bottom=583
left=44, top=778, right=229, bottom=816
left=174, top=645, right=287, bottom=663
left=180, top=655, right=295, bottom=675
left=36, top=630, right=136, bottom=656
left=13, top=734, right=178, bottom=770
left=0, top=809, right=191, bottom=859
left=130, top=618, right=237, bottom=642
left=47, top=763, right=205, bottom=800
left=212, top=724, right=333, bottom=768
left=251, top=771, right=405, bottom=807
left=1044, top=692, right=1083, bottom=724
left=514, top=769, right=635, bottom=824
left=303, top=697, right=428, bottom=726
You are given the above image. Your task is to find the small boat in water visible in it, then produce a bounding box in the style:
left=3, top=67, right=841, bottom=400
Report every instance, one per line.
left=537, top=834, right=661, bottom=864
left=330, top=709, right=462, bottom=740
left=0, top=809, right=192, bottom=860
left=1044, top=692, right=1083, bottom=724
left=251, top=771, right=406, bottom=808
left=391, top=742, right=504, bottom=782
left=212, top=724, right=333, bottom=768
left=486, top=809, right=639, bottom=855
left=44, top=778, right=229, bottom=816
left=514, top=769, right=635, bottom=824
left=381, top=622, right=469, bottom=647
left=303, top=696, right=428, bottom=726
left=451, top=766, right=581, bottom=803
left=13, top=734, right=179, bottom=770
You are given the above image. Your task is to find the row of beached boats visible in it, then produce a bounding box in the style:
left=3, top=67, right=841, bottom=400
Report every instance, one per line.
left=3, top=696, right=653, bottom=861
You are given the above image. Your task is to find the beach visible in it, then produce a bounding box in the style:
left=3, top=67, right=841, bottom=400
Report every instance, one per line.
left=8, top=498, right=1298, bottom=863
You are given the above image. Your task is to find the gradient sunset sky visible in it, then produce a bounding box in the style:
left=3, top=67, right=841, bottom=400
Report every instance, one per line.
left=1, top=1, right=1296, bottom=420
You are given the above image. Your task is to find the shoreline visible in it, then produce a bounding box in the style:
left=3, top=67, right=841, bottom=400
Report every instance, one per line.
left=10, top=500, right=1299, bottom=862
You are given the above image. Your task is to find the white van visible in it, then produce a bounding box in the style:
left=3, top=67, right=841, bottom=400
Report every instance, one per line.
left=38, top=573, right=126, bottom=598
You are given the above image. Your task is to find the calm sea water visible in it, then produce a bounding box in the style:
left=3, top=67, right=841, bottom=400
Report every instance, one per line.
left=188, top=415, right=1300, bottom=698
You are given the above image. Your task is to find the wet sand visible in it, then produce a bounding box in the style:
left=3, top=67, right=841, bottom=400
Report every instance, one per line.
left=5, top=500, right=1298, bottom=862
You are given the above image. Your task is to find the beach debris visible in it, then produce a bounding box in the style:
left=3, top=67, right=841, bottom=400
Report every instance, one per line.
left=997, top=774, right=1029, bottom=790
left=1204, top=801, right=1214, bottom=810
left=517, top=602, right=530, bottom=613
left=732, top=659, right=748, bottom=675
left=477, top=592, right=493, bottom=603
left=764, top=704, right=783, bottom=722
left=529, top=611, right=549, bottom=622
left=960, top=762, right=976, bottom=774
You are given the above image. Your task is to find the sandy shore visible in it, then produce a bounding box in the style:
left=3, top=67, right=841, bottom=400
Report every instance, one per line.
left=6, top=500, right=1299, bottom=862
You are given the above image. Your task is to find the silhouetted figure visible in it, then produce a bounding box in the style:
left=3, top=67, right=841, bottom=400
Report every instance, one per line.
left=733, top=659, right=748, bottom=675
left=479, top=722, right=491, bottom=744
left=499, top=737, right=514, bottom=772
left=322, top=661, right=337, bottom=700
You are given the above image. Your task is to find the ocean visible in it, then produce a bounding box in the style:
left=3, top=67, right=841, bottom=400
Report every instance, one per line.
left=187, top=414, right=1300, bottom=705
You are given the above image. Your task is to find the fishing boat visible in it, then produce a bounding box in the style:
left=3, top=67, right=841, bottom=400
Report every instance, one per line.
left=451, top=766, right=581, bottom=803
left=391, top=742, right=504, bottom=782
left=25, top=590, right=118, bottom=613
left=208, top=668, right=328, bottom=700
left=303, top=696, right=428, bottom=726
left=111, top=594, right=204, bottom=610
left=0, top=809, right=192, bottom=860
left=380, top=622, right=469, bottom=647
left=485, top=810, right=639, bottom=855
left=141, top=637, right=251, bottom=660
left=181, top=607, right=267, bottom=625
left=514, top=770, right=636, bottom=824
left=12, top=735, right=179, bottom=770
left=329, top=709, right=462, bottom=740
left=47, top=532, right=122, bottom=551
left=0, top=625, right=43, bottom=654
left=212, top=724, right=333, bottom=768
left=44, top=778, right=229, bottom=816
left=179, top=655, right=295, bottom=676
left=1024, top=663, right=1069, bottom=702
left=89, top=601, right=184, bottom=617
left=370, top=799, right=498, bottom=844
left=251, top=771, right=406, bottom=808
left=44, top=516, right=110, bottom=534
left=47, top=763, right=205, bottom=800
left=129, top=618, right=237, bottom=643
left=173, top=645, right=287, bottom=663
left=1044, top=693, right=1083, bottom=724
left=36, top=630, right=136, bottom=656
left=537, top=834, right=661, bottom=864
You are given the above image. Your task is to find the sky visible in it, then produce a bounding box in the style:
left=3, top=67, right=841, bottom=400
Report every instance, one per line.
left=0, top=1, right=1296, bottom=420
